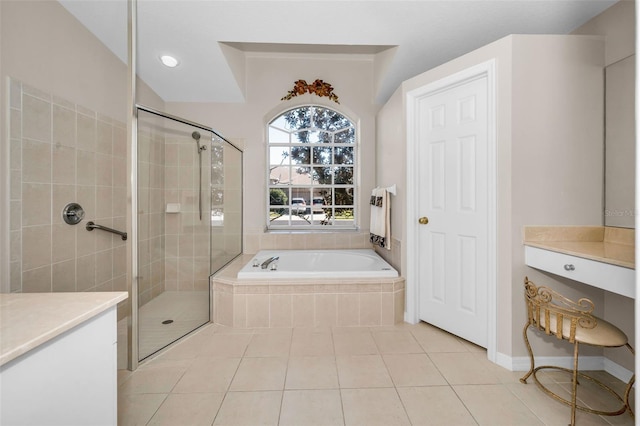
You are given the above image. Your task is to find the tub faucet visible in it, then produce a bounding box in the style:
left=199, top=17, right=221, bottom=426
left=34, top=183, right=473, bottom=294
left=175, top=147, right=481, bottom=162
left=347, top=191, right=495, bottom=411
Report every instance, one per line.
left=261, top=256, right=279, bottom=269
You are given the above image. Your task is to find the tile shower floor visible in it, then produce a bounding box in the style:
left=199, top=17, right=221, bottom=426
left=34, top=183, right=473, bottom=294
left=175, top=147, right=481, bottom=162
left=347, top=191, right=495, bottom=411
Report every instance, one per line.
left=117, top=322, right=635, bottom=425
left=118, top=291, right=210, bottom=367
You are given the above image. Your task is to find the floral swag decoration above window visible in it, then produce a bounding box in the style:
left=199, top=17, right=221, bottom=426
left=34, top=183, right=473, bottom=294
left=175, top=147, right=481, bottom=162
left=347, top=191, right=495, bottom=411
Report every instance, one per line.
left=281, top=79, right=340, bottom=104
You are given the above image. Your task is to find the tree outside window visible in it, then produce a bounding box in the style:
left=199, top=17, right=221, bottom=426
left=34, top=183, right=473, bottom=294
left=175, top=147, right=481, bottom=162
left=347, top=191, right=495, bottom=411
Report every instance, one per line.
left=267, top=106, right=356, bottom=229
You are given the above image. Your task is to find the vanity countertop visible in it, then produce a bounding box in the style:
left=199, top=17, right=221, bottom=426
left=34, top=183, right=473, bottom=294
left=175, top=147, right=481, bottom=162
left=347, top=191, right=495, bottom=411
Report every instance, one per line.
left=0, top=292, right=127, bottom=366
left=523, top=226, right=634, bottom=269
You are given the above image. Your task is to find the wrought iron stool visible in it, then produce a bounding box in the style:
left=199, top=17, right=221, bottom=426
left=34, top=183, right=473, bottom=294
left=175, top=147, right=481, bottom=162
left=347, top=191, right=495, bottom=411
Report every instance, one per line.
left=520, top=277, right=635, bottom=425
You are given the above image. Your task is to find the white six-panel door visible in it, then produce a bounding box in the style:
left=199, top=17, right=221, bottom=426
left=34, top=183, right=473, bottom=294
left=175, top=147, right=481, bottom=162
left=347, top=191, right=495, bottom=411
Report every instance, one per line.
left=417, top=75, right=489, bottom=347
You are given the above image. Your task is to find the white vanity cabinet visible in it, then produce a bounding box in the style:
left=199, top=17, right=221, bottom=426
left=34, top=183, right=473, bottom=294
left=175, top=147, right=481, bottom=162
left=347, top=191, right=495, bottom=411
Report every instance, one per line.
left=525, top=246, right=635, bottom=299
left=0, top=292, right=127, bottom=426
left=523, top=226, right=635, bottom=299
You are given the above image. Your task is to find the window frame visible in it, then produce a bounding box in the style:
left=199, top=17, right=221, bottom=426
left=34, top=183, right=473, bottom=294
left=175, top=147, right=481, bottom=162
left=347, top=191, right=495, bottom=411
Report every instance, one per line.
left=266, top=104, right=358, bottom=231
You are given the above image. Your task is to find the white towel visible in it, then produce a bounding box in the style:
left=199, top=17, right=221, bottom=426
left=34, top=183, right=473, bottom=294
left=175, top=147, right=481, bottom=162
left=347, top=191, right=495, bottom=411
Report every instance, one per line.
left=369, top=187, right=391, bottom=250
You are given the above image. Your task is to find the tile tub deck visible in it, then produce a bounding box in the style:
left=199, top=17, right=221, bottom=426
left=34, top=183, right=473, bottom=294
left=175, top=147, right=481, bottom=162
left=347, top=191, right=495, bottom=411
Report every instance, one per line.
left=211, top=255, right=405, bottom=328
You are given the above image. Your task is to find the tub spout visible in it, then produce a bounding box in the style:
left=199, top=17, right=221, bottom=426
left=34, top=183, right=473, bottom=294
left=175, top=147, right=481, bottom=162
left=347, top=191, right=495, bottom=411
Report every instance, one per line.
left=261, top=256, right=279, bottom=269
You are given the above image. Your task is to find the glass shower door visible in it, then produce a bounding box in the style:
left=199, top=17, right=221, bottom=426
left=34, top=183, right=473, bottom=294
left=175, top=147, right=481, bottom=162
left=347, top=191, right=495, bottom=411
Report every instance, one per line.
left=136, top=108, right=212, bottom=361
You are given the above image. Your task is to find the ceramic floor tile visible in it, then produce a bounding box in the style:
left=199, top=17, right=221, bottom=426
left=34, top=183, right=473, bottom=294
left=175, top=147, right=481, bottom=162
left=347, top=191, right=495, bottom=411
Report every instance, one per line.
left=372, top=330, right=423, bottom=354
left=333, top=330, right=379, bottom=355
left=429, top=352, right=501, bottom=385
left=397, top=386, right=477, bottom=425
left=147, top=392, right=224, bottom=426
left=157, top=325, right=218, bottom=360
left=454, top=384, right=544, bottom=425
left=336, top=354, right=394, bottom=388
left=117, top=323, right=636, bottom=426
left=199, top=333, right=252, bottom=357
left=212, top=324, right=256, bottom=334
left=507, top=382, right=614, bottom=426
left=250, top=327, right=294, bottom=335
left=279, top=389, right=344, bottom=426
left=410, top=323, right=471, bottom=353
left=119, top=359, right=191, bottom=395
left=117, top=393, right=167, bottom=426
left=172, top=356, right=241, bottom=393
left=471, top=351, right=524, bottom=384
left=527, top=369, right=570, bottom=385
left=285, top=356, right=339, bottom=390
left=555, top=375, right=632, bottom=415
left=118, top=368, right=133, bottom=384
left=213, top=391, right=282, bottom=426
left=229, top=357, right=288, bottom=391
left=290, top=331, right=334, bottom=356
left=294, top=326, right=332, bottom=335
left=244, top=332, right=292, bottom=357
left=605, top=411, right=636, bottom=425
left=459, top=338, right=486, bottom=352
left=370, top=323, right=416, bottom=332
left=156, top=334, right=205, bottom=360
left=586, top=371, right=635, bottom=398
left=341, top=388, right=410, bottom=426
left=332, top=326, right=372, bottom=334
left=383, top=353, right=448, bottom=386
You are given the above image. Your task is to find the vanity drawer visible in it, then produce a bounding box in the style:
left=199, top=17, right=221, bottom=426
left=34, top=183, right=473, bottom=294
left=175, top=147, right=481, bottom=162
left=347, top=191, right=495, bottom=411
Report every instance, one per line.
left=524, top=246, right=635, bottom=299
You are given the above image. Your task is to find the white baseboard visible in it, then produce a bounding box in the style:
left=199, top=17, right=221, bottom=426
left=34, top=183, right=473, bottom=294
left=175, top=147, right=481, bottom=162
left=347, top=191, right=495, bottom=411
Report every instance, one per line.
left=495, top=352, right=634, bottom=383
left=603, top=357, right=635, bottom=383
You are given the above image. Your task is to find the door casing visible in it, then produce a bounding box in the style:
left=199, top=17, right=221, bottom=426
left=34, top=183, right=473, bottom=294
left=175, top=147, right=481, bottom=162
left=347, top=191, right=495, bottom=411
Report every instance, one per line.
left=405, top=59, right=497, bottom=362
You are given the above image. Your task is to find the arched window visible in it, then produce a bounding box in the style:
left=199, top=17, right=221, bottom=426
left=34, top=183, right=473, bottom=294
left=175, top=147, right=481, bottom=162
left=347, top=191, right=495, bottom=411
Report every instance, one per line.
left=267, top=105, right=357, bottom=230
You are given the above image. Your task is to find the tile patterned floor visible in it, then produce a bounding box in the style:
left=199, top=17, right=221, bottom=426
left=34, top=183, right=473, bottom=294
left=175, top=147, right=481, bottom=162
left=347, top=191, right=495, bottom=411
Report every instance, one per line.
left=118, top=322, right=635, bottom=425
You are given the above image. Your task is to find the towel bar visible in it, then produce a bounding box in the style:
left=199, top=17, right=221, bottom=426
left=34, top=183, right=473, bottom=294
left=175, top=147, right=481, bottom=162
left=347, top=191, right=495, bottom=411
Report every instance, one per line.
left=375, top=184, right=396, bottom=195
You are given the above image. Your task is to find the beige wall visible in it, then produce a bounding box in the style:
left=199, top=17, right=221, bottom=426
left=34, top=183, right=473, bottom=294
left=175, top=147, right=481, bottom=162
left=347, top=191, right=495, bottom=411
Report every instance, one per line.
left=572, top=0, right=635, bottom=66
left=378, top=2, right=636, bottom=372
left=573, top=0, right=636, bottom=372
left=0, top=1, right=128, bottom=122
left=1, top=0, right=129, bottom=296
left=166, top=53, right=382, bottom=252
left=378, top=1, right=635, bottom=373
left=0, top=1, right=166, bottom=307
left=382, top=34, right=608, bottom=365
left=509, top=35, right=606, bottom=361
left=374, top=87, right=404, bottom=272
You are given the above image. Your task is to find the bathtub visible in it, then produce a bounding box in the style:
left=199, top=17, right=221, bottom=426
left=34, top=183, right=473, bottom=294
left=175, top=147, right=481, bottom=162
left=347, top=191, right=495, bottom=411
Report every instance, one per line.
left=212, top=249, right=405, bottom=327
left=237, top=249, right=398, bottom=279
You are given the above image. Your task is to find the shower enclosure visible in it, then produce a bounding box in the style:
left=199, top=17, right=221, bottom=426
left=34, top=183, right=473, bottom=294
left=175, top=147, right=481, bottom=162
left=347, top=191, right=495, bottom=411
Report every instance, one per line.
left=134, top=106, right=242, bottom=362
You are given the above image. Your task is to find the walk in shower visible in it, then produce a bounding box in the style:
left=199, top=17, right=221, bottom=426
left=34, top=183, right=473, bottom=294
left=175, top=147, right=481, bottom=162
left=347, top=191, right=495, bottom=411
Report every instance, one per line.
left=134, top=106, right=242, bottom=362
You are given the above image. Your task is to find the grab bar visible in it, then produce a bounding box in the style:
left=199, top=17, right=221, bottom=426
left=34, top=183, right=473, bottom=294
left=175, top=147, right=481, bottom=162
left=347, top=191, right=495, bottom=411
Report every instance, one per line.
left=86, top=221, right=128, bottom=241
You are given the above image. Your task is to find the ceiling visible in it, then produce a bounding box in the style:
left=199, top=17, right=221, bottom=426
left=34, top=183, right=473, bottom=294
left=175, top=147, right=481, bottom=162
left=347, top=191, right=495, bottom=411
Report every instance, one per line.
left=60, top=0, right=618, bottom=104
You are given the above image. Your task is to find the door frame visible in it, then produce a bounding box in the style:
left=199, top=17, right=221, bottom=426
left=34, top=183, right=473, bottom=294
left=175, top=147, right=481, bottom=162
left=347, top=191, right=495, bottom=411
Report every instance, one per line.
left=405, top=59, right=497, bottom=362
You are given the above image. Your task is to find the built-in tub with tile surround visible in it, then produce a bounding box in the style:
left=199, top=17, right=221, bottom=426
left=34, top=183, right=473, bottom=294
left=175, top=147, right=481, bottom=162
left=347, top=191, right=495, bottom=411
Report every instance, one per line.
left=237, top=249, right=399, bottom=279
left=211, top=250, right=405, bottom=328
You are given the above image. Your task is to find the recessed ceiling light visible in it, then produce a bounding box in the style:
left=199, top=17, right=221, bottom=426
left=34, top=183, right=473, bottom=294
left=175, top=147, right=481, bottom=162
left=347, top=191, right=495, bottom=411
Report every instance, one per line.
left=160, top=55, right=179, bottom=68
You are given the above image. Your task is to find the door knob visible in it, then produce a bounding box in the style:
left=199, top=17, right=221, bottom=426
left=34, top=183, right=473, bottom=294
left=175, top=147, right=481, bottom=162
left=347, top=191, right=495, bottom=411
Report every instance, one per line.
left=418, top=217, right=429, bottom=225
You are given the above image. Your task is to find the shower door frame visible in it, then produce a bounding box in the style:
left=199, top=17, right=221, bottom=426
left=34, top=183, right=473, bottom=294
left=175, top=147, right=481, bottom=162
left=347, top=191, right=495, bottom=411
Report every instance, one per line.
left=130, top=104, right=242, bottom=370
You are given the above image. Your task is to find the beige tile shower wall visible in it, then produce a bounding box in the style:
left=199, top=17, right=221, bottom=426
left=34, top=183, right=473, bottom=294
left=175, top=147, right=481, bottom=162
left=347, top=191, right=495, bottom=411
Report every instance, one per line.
left=243, top=230, right=373, bottom=254
left=137, top=129, right=165, bottom=306
left=375, top=237, right=402, bottom=275
left=9, top=79, right=127, bottom=296
left=164, top=136, right=210, bottom=294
